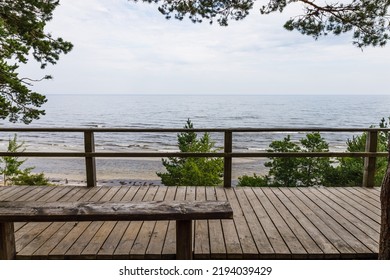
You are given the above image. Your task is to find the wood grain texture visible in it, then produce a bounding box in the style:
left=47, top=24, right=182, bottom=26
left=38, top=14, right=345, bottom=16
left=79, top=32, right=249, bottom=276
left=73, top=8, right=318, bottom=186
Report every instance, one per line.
left=0, top=200, right=233, bottom=222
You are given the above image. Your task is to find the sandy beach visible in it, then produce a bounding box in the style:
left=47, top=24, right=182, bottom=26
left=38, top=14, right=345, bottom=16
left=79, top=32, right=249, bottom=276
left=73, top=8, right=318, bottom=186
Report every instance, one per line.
left=22, top=157, right=268, bottom=187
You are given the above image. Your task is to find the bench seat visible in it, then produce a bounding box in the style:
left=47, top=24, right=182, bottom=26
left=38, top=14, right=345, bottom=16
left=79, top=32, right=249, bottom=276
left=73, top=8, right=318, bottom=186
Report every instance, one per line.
left=0, top=200, right=233, bottom=260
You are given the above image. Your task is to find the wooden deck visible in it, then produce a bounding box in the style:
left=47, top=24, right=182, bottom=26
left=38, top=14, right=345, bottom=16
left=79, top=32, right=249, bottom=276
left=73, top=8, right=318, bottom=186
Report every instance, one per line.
left=0, top=185, right=381, bottom=259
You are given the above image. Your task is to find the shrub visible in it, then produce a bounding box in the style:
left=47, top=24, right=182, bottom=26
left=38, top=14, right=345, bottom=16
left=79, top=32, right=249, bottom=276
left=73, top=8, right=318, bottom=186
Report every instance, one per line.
left=157, top=119, right=223, bottom=186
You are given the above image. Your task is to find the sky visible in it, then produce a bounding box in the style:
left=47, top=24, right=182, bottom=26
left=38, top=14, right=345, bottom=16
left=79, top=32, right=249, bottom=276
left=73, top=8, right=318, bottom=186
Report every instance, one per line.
left=20, top=0, right=390, bottom=95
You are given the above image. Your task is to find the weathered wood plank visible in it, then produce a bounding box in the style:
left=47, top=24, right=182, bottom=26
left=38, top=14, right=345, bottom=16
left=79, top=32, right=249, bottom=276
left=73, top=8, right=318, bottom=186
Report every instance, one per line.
left=194, top=186, right=210, bottom=259
left=0, top=186, right=32, bottom=201
left=316, top=188, right=380, bottom=230
left=252, top=188, right=306, bottom=259
left=162, top=187, right=182, bottom=258
left=114, top=186, right=149, bottom=258
left=225, top=188, right=257, bottom=259
left=288, top=188, right=355, bottom=256
left=235, top=187, right=274, bottom=257
left=352, top=187, right=381, bottom=202
left=298, top=188, right=373, bottom=256
left=215, top=187, right=242, bottom=259
left=206, top=187, right=226, bottom=259
left=97, top=187, right=141, bottom=259
left=277, top=188, right=339, bottom=258
left=1, top=185, right=380, bottom=260
left=130, top=186, right=160, bottom=259
left=243, top=188, right=290, bottom=258
left=145, top=186, right=174, bottom=259
left=81, top=186, right=125, bottom=258
left=64, top=187, right=111, bottom=258
left=336, top=187, right=380, bottom=212
left=265, top=188, right=322, bottom=258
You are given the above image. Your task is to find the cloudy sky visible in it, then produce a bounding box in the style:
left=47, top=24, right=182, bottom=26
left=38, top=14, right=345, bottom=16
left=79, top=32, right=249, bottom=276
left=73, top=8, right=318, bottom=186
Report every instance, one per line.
left=20, top=0, right=390, bottom=95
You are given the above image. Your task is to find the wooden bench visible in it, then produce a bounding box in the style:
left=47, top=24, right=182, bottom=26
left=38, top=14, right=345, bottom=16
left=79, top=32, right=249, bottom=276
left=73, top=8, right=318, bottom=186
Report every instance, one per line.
left=0, top=200, right=233, bottom=260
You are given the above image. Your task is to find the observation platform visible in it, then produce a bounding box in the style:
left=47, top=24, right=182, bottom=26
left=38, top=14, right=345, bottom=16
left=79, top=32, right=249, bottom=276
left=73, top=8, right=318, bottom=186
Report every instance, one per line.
left=0, top=185, right=380, bottom=259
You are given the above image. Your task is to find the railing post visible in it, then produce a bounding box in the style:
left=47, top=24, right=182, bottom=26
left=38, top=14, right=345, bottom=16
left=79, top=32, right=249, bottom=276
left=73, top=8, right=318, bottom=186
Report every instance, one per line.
left=363, top=131, right=378, bottom=188
left=224, top=131, right=232, bottom=188
left=84, top=131, right=97, bottom=187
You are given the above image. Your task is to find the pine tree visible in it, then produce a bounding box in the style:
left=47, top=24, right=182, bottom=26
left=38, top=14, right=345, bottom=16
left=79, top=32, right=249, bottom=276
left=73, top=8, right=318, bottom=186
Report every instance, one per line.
left=157, top=119, right=223, bottom=186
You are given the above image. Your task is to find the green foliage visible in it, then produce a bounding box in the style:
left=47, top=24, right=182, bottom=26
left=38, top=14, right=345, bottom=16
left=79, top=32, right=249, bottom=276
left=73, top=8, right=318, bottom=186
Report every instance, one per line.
left=0, top=134, right=49, bottom=186
left=157, top=119, right=223, bottom=186
left=323, top=118, right=389, bottom=187
left=237, top=173, right=269, bottom=187
left=0, top=134, right=26, bottom=185
left=238, top=120, right=389, bottom=187
left=265, top=135, right=301, bottom=187
left=0, top=0, right=73, bottom=123
left=11, top=171, right=49, bottom=186
left=299, top=132, right=331, bottom=187
left=147, top=0, right=390, bottom=47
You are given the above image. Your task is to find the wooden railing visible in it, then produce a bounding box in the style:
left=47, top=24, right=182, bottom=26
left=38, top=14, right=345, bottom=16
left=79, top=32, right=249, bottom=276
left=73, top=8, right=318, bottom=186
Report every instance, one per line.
left=0, top=127, right=389, bottom=188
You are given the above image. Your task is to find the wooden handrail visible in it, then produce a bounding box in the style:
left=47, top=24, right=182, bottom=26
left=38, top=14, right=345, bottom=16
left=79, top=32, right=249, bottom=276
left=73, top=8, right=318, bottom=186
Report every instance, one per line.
left=1, top=127, right=388, bottom=187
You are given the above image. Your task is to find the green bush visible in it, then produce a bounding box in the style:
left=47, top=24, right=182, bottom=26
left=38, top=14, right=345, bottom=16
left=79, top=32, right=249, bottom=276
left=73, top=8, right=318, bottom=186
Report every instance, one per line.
left=238, top=120, right=388, bottom=188
left=0, top=134, right=50, bottom=186
left=237, top=173, right=269, bottom=187
left=157, top=119, right=223, bottom=186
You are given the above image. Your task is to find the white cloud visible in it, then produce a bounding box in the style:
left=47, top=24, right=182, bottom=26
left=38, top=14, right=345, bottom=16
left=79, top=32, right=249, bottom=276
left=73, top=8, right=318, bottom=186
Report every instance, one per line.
left=19, top=0, right=390, bottom=95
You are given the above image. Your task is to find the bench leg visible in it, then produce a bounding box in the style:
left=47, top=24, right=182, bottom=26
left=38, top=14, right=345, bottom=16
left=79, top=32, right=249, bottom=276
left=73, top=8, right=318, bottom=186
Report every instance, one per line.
left=176, top=220, right=193, bottom=260
left=0, top=222, right=16, bottom=260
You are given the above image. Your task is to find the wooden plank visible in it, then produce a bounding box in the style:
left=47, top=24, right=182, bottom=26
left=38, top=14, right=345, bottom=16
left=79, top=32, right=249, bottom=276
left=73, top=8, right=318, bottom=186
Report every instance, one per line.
left=80, top=187, right=124, bottom=258
left=265, top=188, right=322, bottom=258
left=305, top=188, right=379, bottom=246
left=235, top=187, right=274, bottom=258
left=336, top=187, right=380, bottom=212
left=64, top=187, right=110, bottom=258
left=97, top=187, right=140, bottom=259
left=287, top=188, right=356, bottom=256
left=243, top=188, right=290, bottom=258
left=0, top=186, right=31, bottom=201
left=15, top=222, right=52, bottom=253
left=0, top=186, right=14, bottom=196
left=0, top=186, right=29, bottom=200
left=326, top=188, right=381, bottom=217
left=194, top=186, right=210, bottom=259
left=215, top=187, right=242, bottom=259
left=225, top=187, right=257, bottom=259
left=34, top=187, right=107, bottom=258
left=10, top=186, right=47, bottom=201
left=162, top=186, right=183, bottom=258
left=80, top=186, right=126, bottom=258
left=277, top=188, right=339, bottom=258
left=297, top=188, right=373, bottom=257
left=206, top=187, right=226, bottom=259
left=114, top=186, right=150, bottom=258
left=252, top=188, right=306, bottom=259
left=37, top=186, right=75, bottom=202
left=145, top=186, right=173, bottom=259
left=352, top=187, right=381, bottom=201
left=317, top=188, right=380, bottom=230
left=48, top=222, right=90, bottom=258
left=17, top=222, right=65, bottom=258
left=130, top=185, right=160, bottom=259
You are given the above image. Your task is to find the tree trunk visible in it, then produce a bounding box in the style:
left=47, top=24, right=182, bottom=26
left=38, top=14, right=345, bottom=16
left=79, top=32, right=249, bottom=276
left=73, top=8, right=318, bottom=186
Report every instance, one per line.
left=379, top=137, right=390, bottom=259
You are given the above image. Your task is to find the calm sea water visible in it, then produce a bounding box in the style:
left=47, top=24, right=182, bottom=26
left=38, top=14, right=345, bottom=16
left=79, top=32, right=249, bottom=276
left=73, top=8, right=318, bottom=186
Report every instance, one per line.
left=1, top=94, right=389, bottom=183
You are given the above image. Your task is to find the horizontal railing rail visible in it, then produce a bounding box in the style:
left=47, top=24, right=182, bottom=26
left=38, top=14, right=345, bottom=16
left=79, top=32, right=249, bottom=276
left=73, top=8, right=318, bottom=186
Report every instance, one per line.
left=1, top=127, right=389, bottom=188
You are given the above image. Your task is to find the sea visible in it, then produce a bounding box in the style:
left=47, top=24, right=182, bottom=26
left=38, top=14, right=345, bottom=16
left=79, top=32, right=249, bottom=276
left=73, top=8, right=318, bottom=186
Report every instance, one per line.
left=1, top=94, right=389, bottom=185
